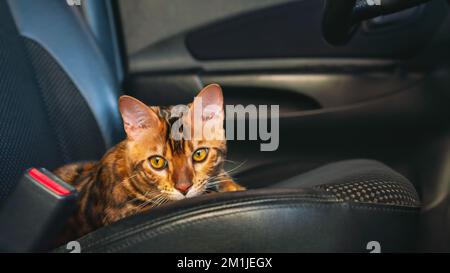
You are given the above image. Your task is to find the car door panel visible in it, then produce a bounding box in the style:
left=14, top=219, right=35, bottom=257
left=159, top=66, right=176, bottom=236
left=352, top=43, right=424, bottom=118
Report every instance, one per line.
left=116, top=0, right=450, bottom=186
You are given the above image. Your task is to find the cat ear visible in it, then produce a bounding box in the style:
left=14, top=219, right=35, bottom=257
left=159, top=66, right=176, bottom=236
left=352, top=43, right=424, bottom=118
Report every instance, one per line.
left=186, top=84, right=225, bottom=140
left=192, top=84, right=224, bottom=122
left=118, top=96, right=160, bottom=140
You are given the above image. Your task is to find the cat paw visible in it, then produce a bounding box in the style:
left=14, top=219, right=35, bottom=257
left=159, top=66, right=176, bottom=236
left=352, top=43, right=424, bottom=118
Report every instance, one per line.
left=219, top=181, right=246, bottom=192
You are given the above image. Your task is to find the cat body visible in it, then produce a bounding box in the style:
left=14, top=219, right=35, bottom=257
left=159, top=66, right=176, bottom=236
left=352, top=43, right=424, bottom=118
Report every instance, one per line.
left=54, top=84, right=244, bottom=241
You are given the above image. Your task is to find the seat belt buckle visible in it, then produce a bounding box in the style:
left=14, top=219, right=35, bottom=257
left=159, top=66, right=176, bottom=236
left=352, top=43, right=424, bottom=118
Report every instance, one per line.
left=0, top=168, right=78, bottom=252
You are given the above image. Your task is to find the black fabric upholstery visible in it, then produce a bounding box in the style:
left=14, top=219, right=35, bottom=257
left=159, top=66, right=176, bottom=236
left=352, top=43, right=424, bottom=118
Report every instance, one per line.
left=0, top=1, right=63, bottom=201
left=54, top=159, right=420, bottom=253
left=0, top=2, right=106, bottom=202
left=23, top=38, right=106, bottom=163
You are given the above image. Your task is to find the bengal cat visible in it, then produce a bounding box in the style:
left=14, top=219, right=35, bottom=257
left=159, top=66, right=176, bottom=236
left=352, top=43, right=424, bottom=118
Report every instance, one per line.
left=54, top=84, right=245, bottom=242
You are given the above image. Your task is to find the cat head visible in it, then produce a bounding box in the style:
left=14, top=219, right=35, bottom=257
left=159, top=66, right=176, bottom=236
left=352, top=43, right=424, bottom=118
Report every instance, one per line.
left=118, top=84, right=227, bottom=202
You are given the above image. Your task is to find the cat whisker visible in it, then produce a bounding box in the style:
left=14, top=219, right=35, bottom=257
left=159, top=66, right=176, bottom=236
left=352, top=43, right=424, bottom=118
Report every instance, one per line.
left=127, top=189, right=161, bottom=204
left=151, top=192, right=169, bottom=205
left=135, top=200, right=151, bottom=211
left=189, top=180, right=208, bottom=195
left=158, top=196, right=169, bottom=206
left=223, top=159, right=238, bottom=164
left=115, top=173, right=146, bottom=191
left=223, top=160, right=247, bottom=176
left=128, top=190, right=149, bottom=203
left=208, top=176, right=231, bottom=183
left=203, top=175, right=228, bottom=186
left=148, top=195, right=168, bottom=209
left=194, top=178, right=222, bottom=193
left=135, top=192, right=165, bottom=210
left=199, top=162, right=245, bottom=191
left=206, top=179, right=233, bottom=187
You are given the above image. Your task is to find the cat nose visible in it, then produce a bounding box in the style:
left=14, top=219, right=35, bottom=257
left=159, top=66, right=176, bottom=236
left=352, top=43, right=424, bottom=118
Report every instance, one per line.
left=175, top=182, right=192, bottom=195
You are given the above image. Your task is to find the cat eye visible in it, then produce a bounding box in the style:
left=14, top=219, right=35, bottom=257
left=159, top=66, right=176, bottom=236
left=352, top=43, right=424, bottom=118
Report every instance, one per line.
left=149, top=156, right=167, bottom=170
left=192, top=148, right=209, bottom=162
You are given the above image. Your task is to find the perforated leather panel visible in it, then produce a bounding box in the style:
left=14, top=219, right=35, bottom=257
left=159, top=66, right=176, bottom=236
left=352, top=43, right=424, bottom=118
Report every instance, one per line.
left=315, top=174, right=420, bottom=207
left=266, top=159, right=421, bottom=208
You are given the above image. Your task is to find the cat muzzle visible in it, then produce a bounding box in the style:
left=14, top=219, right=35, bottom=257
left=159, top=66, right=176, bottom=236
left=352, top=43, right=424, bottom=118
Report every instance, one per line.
left=174, top=182, right=193, bottom=195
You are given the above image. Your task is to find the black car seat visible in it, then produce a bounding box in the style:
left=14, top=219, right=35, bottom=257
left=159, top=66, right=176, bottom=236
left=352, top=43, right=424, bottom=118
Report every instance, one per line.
left=0, top=0, right=420, bottom=252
